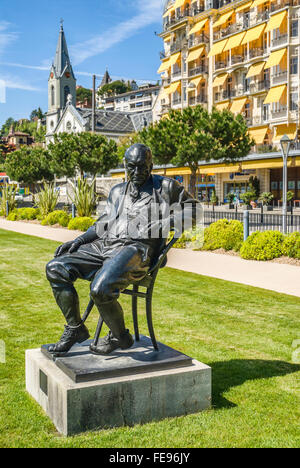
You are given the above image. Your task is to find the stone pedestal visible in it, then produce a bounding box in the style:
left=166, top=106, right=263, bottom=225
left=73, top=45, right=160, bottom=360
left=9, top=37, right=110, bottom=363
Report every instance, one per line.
left=26, top=337, right=211, bottom=436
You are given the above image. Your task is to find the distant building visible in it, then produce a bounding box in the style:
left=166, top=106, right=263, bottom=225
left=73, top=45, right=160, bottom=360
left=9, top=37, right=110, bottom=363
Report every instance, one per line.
left=103, top=83, right=161, bottom=114
left=46, top=25, right=153, bottom=144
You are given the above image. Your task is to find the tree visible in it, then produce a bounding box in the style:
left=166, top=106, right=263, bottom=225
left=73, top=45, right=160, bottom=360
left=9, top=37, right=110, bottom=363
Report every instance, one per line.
left=97, top=80, right=132, bottom=97
left=140, top=105, right=254, bottom=197
left=0, top=117, right=15, bottom=137
left=48, top=132, right=119, bottom=178
left=5, top=146, right=54, bottom=192
left=116, top=133, right=140, bottom=162
left=30, top=107, right=45, bottom=121
left=76, top=87, right=92, bottom=103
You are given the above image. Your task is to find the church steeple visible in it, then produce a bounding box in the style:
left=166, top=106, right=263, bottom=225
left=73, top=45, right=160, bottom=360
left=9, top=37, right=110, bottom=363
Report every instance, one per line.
left=46, top=22, right=77, bottom=135
left=53, top=21, right=75, bottom=79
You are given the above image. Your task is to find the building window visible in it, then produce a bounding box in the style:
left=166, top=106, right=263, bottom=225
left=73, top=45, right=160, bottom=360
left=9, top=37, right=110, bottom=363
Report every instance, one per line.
left=290, top=56, right=298, bottom=75
left=51, top=86, right=55, bottom=106
left=290, top=92, right=298, bottom=111
left=66, top=121, right=72, bottom=132
left=64, top=86, right=70, bottom=107
left=291, top=20, right=298, bottom=37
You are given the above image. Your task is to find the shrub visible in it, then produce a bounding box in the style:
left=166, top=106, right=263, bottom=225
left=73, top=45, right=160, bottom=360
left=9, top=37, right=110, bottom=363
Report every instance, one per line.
left=36, top=182, right=59, bottom=218
left=240, top=230, right=284, bottom=261
left=171, top=226, right=205, bottom=249
left=282, top=232, right=300, bottom=259
left=41, top=210, right=70, bottom=228
left=202, top=219, right=243, bottom=252
left=259, top=192, right=274, bottom=206
left=6, top=207, right=39, bottom=221
left=240, top=191, right=256, bottom=205
left=68, top=217, right=95, bottom=232
left=68, top=178, right=96, bottom=217
left=0, top=184, right=17, bottom=215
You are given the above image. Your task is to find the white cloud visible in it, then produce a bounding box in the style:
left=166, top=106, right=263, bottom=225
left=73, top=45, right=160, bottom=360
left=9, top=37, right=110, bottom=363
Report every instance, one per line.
left=0, top=22, right=18, bottom=57
left=70, top=0, right=164, bottom=65
left=1, top=74, right=41, bottom=92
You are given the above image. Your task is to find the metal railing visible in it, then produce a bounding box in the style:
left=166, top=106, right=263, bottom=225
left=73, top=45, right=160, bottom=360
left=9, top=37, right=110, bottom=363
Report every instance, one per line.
left=204, top=210, right=300, bottom=233
left=188, top=65, right=208, bottom=76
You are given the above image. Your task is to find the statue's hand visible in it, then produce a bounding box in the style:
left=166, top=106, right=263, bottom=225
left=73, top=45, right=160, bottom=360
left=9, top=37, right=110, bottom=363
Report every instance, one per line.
left=54, top=239, right=83, bottom=257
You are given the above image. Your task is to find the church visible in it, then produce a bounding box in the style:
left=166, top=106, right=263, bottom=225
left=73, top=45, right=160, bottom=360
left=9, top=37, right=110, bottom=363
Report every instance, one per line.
left=46, top=24, right=153, bottom=144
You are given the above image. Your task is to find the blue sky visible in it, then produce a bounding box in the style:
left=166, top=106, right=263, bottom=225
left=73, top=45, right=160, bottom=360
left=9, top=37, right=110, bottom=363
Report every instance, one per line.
left=0, top=0, right=164, bottom=125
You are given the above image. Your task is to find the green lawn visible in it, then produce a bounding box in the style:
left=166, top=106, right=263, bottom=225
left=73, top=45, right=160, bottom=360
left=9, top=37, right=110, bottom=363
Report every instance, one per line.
left=0, top=229, right=299, bottom=448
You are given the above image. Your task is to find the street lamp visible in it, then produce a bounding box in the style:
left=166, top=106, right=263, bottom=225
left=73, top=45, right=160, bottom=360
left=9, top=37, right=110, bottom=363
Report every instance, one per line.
left=280, top=134, right=291, bottom=234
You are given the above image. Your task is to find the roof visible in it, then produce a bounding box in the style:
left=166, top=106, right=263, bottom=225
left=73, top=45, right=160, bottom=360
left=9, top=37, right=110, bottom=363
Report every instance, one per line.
left=53, top=24, right=74, bottom=78
left=100, top=70, right=112, bottom=87
left=77, top=108, right=153, bottom=134
left=107, top=85, right=161, bottom=101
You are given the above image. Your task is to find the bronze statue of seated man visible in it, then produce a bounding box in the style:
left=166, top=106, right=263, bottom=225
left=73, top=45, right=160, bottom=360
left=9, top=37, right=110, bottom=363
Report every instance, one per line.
left=46, top=144, right=196, bottom=356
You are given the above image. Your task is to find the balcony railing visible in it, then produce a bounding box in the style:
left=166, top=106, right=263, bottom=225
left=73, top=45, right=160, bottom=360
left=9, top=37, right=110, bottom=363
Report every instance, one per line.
left=215, top=60, right=228, bottom=70
left=249, top=48, right=267, bottom=59
left=270, top=0, right=292, bottom=12
left=213, top=11, right=270, bottom=41
left=189, top=95, right=207, bottom=106
left=249, top=80, right=270, bottom=93
left=188, top=65, right=208, bottom=76
left=271, top=34, right=288, bottom=48
left=162, top=77, right=171, bottom=86
left=271, top=106, right=287, bottom=118
left=253, top=115, right=269, bottom=125
left=172, top=97, right=182, bottom=106
left=170, top=42, right=182, bottom=54
left=164, top=9, right=191, bottom=30
left=188, top=33, right=209, bottom=48
left=161, top=103, right=171, bottom=112
left=172, top=69, right=182, bottom=78
left=272, top=70, right=288, bottom=84
left=231, top=54, right=246, bottom=65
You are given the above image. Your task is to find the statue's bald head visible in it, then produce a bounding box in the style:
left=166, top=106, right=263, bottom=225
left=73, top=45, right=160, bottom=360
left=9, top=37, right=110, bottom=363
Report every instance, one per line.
left=124, top=144, right=153, bottom=187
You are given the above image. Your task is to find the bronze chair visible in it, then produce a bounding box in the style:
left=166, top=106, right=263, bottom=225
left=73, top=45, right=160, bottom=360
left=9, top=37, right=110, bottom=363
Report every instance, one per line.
left=81, top=231, right=179, bottom=351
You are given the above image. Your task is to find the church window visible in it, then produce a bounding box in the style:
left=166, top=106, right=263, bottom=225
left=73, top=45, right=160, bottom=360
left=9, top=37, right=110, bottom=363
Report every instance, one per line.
left=64, top=86, right=70, bottom=107
left=51, top=86, right=55, bottom=106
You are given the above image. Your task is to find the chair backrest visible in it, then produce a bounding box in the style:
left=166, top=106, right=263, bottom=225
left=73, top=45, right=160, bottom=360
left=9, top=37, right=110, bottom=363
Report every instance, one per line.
left=148, top=230, right=180, bottom=275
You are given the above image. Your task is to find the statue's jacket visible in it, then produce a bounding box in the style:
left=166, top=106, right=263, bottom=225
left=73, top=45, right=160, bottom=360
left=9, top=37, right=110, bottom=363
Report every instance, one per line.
left=80, top=175, right=198, bottom=264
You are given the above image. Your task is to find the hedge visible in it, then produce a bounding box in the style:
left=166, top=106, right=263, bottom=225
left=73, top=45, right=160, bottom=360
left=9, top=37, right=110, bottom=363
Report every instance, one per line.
left=7, top=208, right=40, bottom=221
left=282, top=232, right=300, bottom=259
left=41, top=210, right=70, bottom=228
left=240, top=230, right=284, bottom=261
left=202, top=219, right=244, bottom=252
left=68, top=217, right=95, bottom=232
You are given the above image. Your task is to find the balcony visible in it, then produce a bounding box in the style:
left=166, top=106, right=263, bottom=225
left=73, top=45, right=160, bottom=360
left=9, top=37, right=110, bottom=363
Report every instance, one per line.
left=271, top=106, right=287, bottom=118
left=162, top=77, right=171, bottom=86
left=188, top=65, right=208, bottom=76
left=271, top=34, right=288, bottom=48
left=253, top=115, right=269, bottom=125
left=249, top=80, right=270, bottom=93
left=215, top=90, right=235, bottom=101
left=249, top=48, right=267, bottom=59
left=170, top=42, right=182, bottom=54
left=161, top=103, right=171, bottom=113
left=215, top=60, right=228, bottom=70
left=172, top=97, right=182, bottom=106
left=272, top=70, right=288, bottom=84
left=189, top=95, right=207, bottom=106
left=164, top=9, right=191, bottom=31
left=188, top=33, right=209, bottom=48
left=172, top=69, right=182, bottom=79
left=231, top=54, right=246, bottom=65
left=213, top=23, right=243, bottom=41
left=270, top=0, right=292, bottom=12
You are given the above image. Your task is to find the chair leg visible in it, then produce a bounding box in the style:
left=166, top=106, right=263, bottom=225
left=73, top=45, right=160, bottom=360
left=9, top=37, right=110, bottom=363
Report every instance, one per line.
left=132, top=285, right=140, bottom=341
left=93, top=317, right=104, bottom=347
left=81, top=298, right=95, bottom=323
left=146, top=291, right=159, bottom=351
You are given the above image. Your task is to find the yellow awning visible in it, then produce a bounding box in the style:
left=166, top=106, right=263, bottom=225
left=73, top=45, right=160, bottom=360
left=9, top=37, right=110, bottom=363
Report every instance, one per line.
left=264, top=48, right=286, bottom=69
left=201, top=164, right=240, bottom=174
left=215, top=100, right=230, bottom=111
left=246, top=61, right=265, bottom=78
left=213, top=73, right=228, bottom=87
left=188, top=76, right=203, bottom=90
left=163, top=8, right=173, bottom=17
left=230, top=97, right=247, bottom=114
left=265, top=10, right=287, bottom=33
left=249, top=126, right=269, bottom=145
left=174, top=0, right=186, bottom=8
left=188, top=18, right=208, bottom=36
left=187, top=46, right=205, bottom=62
left=157, top=59, right=170, bottom=74
left=214, top=11, right=234, bottom=28
left=241, top=23, right=266, bottom=44
left=166, top=167, right=192, bottom=176
left=169, top=52, right=181, bottom=67
left=252, top=0, right=268, bottom=7
left=223, top=31, right=246, bottom=51
left=275, top=124, right=297, bottom=140
left=263, top=84, right=286, bottom=104
left=208, top=38, right=228, bottom=57
left=165, top=81, right=181, bottom=95
left=164, top=34, right=171, bottom=42
left=235, top=1, right=253, bottom=12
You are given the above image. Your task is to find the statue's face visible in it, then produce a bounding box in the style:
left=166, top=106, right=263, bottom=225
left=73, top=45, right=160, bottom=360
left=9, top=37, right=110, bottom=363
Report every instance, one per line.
left=125, top=153, right=153, bottom=187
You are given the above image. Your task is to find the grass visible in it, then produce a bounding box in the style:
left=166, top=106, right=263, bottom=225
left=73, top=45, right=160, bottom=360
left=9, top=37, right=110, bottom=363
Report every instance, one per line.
left=0, top=229, right=299, bottom=448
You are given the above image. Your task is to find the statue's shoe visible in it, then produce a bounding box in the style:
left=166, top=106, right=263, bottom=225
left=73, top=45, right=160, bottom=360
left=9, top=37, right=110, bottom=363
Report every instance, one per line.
left=48, top=323, right=90, bottom=357
left=90, top=330, right=134, bottom=355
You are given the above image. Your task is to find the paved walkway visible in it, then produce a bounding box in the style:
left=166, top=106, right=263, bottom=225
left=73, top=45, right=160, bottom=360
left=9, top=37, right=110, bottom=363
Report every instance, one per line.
left=1, top=218, right=300, bottom=298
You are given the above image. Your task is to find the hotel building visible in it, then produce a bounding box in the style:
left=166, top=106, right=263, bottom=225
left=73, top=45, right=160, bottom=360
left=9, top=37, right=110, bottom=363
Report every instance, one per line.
left=146, top=0, right=300, bottom=203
